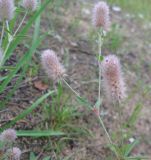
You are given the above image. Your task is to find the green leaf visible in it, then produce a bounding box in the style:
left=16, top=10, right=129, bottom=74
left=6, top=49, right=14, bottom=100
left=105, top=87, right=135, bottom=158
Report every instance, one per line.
left=0, top=76, right=8, bottom=81
left=0, top=0, right=52, bottom=93
left=96, top=54, right=104, bottom=62
left=108, top=144, right=121, bottom=158
left=43, top=157, right=51, bottom=160
left=126, top=104, right=142, bottom=127
left=0, top=10, right=43, bottom=108
left=30, top=152, right=37, bottom=160
left=3, top=0, right=53, bottom=63
left=94, top=98, right=102, bottom=109
left=17, top=130, right=65, bottom=137
left=1, top=90, right=55, bottom=131
left=124, top=139, right=139, bottom=156
left=77, top=96, right=92, bottom=109
left=124, top=156, right=149, bottom=160
left=0, top=34, right=46, bottom=94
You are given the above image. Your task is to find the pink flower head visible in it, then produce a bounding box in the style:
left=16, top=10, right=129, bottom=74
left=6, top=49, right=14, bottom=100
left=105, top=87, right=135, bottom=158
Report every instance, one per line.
left=8, top=147, right=21, bottom=160
left=0, top=0, right=15, bottom=21
left=102, top=55, right=126, bottom=102
left=41, top=49, right=65, bottom=81
left=0, top=129, right=17, bottom=142
left=22, top=0, right=38, bottom=11
left=92, top=1, right=110, bottom=31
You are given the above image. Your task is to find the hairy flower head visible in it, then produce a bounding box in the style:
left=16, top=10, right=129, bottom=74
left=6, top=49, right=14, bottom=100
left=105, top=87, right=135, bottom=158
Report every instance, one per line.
left=0, top=0, right=15, bottom=21
left=22, top=0, right=38, bottom=11
left=41, top=49, right=65, bottom=81
left=8, top=147, right=21, bottom=160
left=102, top=55, right=126, bottom=102
left=0, top=129, right=17, bottom=142
left=92, top=1, right=110, bottom=31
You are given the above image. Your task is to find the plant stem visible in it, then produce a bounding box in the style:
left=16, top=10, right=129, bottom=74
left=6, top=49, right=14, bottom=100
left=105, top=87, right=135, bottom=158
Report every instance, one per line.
left=62, top=78, right=120, bottom=159
left=62, top=78, right=80, bottom=98
left=98, top=114, right=120, bottom=160
left=97, top=29, right=121, bottom=160
left=117, top=101, right=124, bottom=147
left=98, top=41, right=101, bottom=101
left=98, top=115, right=112, bottom=144
left=0, top=21, right=11, bottom=65
left=97, top=29, right=103, bottom=109
left=0, top=21, right=11, bottom=67
left=0, top=22, right=5, bottom=47
left=13, top=11, right=28, bottom=37
left=0, top=12, right=28, bottom=67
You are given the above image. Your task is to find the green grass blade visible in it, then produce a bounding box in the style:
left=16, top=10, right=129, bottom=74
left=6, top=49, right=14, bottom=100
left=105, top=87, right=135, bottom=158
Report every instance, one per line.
left=1, top=90, right=55, bottom=131
left=0, top=18, right=43, bottom=108
left=0, top=34, right=46, bottom=94
left=3, top=0, right=53, bottom=63
left=17, top=130, right=65, bottom=137
left=43, top=157, right=51, bottom=160
left=0, top=0, right=52, bottom=93
left=30, top=152, right=37, bottom=160
left=77, top=96, right=92, bottom=109
left=124, top=139, right=139, bottom=157
left=32, top=4, right=41, bottom=46
left=126, top=104, right=142, bottom=127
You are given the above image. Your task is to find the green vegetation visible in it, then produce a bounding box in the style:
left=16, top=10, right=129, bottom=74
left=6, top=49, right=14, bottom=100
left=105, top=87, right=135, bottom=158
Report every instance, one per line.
left=108, top=0, right=151, bottom=20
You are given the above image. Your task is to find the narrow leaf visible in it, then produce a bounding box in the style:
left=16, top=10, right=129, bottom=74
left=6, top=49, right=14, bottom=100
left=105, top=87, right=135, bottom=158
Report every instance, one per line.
left=126, top=104, right=142, bottom=127
left=1, top=90, right=55, bottom=131
left=17, top=130, right=65, bottom=137
left=124, top=139, right=139, bottom=156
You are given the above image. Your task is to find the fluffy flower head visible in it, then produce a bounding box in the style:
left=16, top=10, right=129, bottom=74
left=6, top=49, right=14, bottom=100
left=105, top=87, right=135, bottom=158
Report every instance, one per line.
left=8, top=147, right=21, bottom=160
left=102, top=55, right=126, bottom=102
left=0, top=0, right=15, bottom=21
left=22, top=0, right=37, bottom=11
left=92, top=1, right=110, bottom=31
left=41, top=49, right=65, bottom=81
left=0, top=129, right=17, bottom=142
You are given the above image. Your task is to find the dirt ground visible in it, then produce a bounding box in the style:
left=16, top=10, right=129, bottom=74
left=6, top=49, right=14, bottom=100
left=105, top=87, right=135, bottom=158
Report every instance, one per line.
left=0, top=0, right=151, bottom=159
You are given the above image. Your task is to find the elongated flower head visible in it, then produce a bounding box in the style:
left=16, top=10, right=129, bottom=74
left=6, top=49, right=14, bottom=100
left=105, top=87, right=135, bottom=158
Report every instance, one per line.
left=102, top=55, right=126, bottom=102
left=22, top=0, right=38, bottom=11
left=92, top=1, right=110, bottom=31
left=0, top=129, right=17, bottom=142
left=41, top=49, right=65, bottom=81
left=8, top=147, right=21, bottom=160
left=0, top=0, right=15, bottom=21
